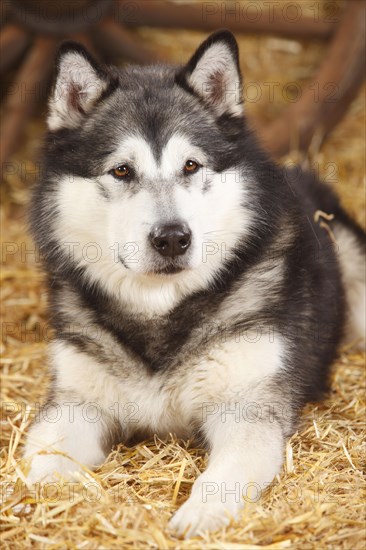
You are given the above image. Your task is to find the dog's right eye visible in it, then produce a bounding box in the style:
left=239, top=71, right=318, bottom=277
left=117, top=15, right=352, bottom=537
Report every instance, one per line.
left=110, top=164, right=131, bottom=180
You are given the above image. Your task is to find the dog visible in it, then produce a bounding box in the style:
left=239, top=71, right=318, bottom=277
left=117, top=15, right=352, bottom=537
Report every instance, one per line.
left=24, top=30, right=365, bottom=537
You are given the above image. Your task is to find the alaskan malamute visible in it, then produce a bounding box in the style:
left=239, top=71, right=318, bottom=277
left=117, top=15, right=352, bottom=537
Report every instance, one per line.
left=24, top=31, right=365, bottom=537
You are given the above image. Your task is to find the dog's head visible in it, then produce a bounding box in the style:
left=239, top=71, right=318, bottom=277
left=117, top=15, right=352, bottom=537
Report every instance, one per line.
left=38, top=31, right=259, bottom=313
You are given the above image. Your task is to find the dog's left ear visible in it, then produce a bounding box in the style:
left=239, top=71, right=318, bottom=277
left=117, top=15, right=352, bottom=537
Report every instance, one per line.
left=176, top=30, right=243, bottom=117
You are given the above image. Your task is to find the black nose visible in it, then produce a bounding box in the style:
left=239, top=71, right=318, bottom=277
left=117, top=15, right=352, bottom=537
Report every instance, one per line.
left=149, top=223, right=192, bottom=257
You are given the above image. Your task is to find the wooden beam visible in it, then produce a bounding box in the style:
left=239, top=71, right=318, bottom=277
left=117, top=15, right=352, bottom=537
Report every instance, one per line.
left=256, top=1, right=366, bottom=157
left=116, top=0, right=336, bottom=39
left=0, top=24, right=30, bottom=74
left=94, top=18, right=165, bottom=63
left=1, top=36, right=57, bottom=167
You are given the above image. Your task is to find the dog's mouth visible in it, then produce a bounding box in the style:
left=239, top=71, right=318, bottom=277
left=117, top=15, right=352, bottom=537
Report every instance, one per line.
left=150, top=265, right=184, bottom=275
left=148, top=255, right=191, bottom=276
left=119, top=255, right=187, bottom=276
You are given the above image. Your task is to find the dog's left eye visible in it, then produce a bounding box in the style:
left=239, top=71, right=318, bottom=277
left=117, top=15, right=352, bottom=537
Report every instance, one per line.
left=183, top=160, right=200, bottom=175
left=110, top=164, right=131, bottom=179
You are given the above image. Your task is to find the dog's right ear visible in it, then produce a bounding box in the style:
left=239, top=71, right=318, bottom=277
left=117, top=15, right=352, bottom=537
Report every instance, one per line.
left=48, top=42, right=112, bottom=131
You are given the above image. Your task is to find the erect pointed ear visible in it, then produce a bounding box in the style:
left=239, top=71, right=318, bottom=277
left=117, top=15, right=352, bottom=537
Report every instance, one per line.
left=48, top=42, right=113, bottom=131
left=176, top=30, right=243, bottom=118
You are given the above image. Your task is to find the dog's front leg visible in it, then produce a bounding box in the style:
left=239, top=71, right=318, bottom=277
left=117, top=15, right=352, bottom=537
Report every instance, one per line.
left=169, top=394, right=287, bottom=537
left=23, top=343, right=134, bottom=484
left=24, top=398, right=119, bottom=484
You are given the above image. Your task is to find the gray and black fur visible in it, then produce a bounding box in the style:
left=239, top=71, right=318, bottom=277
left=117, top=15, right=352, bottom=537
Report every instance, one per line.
left=25, top=30, right=365, bottom=537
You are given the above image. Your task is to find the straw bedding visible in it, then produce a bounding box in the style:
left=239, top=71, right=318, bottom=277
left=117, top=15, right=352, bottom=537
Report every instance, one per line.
left=1, top=3, right=365, bottom=548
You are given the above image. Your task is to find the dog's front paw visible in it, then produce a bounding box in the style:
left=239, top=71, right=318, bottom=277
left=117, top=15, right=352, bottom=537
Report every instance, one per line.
left=25, top=452, right=82, bottom=485
left=168, top=492, right=241, bottom=538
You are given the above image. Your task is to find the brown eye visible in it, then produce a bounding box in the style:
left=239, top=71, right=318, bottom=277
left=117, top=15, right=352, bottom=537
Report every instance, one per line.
left=184, top=160, right=200, bottom=174
left=111, top=164, right=131, bottom=179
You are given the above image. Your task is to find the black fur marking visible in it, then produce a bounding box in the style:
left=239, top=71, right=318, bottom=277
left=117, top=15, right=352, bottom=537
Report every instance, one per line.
left=118, top=256, right=130, bottom=270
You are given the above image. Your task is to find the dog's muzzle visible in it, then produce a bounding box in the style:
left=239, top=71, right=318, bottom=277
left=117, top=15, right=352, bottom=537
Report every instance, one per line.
left=149, top=222, right=192, bottom=258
